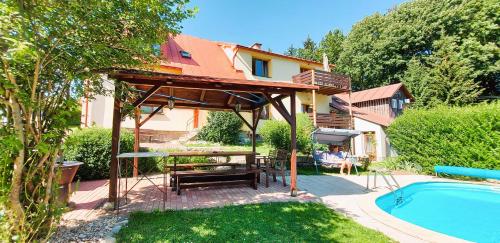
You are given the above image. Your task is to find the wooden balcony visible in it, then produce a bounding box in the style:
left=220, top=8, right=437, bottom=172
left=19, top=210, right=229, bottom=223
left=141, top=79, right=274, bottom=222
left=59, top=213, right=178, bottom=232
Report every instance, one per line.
left=292, top=70, right=350, bottom=95
left=307, top=112, right=351, bottom=129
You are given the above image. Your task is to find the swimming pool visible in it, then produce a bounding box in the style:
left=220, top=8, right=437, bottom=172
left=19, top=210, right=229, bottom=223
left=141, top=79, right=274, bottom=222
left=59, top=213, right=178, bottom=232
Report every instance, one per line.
left=376, top=182, right=500, bottom=243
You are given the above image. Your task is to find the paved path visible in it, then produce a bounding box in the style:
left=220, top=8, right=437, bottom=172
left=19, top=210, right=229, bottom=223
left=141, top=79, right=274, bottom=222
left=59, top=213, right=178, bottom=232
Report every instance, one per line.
left=297, top=174, right=467, bottom=243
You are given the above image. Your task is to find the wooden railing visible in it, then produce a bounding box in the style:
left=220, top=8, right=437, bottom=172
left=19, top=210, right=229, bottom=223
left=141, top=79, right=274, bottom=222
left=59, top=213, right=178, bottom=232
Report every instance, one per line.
left=307, top=112, right=351, bottom=129
left=292, top=70, right=350, bottom=95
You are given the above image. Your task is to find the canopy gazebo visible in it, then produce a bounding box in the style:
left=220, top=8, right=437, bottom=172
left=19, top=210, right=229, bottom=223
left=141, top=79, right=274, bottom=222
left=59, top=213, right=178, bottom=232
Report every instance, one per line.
left=106, top=69, right=318, bottom=207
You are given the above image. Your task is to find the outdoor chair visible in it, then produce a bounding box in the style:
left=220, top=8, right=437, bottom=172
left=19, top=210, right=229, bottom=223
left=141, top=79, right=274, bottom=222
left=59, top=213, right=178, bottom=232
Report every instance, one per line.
left=256, top=149, right=287, bottom=187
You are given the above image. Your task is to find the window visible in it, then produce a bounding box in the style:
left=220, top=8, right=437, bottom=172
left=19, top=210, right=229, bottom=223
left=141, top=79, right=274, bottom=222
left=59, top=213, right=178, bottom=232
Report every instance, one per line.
left=260, top=105, right=270, bottom=120
left=252, top=58, right=269, bottom=77
left=302, top=104, right=313, bottom=113
left=179, top=50, right=191, bottom=59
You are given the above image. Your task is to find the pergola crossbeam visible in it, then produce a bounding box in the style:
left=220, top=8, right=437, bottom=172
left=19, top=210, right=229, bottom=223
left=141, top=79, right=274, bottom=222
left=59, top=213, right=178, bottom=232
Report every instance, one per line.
left=132, top=85, right=161, bottom=107
left=139, top=104, right=165, bottom=127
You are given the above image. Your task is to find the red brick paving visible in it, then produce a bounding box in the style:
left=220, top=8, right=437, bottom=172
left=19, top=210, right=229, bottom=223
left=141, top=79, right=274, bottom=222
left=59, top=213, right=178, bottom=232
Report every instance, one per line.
left=63, top=173, right=317, bottom=221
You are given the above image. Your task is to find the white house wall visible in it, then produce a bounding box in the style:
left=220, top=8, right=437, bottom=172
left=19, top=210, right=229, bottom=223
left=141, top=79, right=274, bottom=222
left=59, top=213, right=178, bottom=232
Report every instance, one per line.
left=353, top=117, right=390, bottom=161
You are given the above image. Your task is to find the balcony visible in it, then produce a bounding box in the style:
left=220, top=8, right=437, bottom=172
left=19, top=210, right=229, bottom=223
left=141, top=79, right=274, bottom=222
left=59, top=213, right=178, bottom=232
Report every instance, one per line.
left=307, top=112, right=351, bottom=129
left=292, top=70, right=350, bottom=95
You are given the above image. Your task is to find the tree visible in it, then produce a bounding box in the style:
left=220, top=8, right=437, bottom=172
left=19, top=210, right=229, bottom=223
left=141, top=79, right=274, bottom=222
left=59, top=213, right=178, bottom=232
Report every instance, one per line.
left=336, top=0, right=499, bottom=101
left=296, top=36, right=321, bottom=62
left=284, top=44, right=298, bottom=57
left=197, top=111, right=243, bottom=144
left=0, top=1, right=194, bottom=240
left=318, top=29, right=345, bottom=64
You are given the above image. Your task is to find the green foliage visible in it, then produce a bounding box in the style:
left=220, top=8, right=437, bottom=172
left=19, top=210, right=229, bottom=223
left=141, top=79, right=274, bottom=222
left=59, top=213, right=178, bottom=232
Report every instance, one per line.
left=63, top=128, right=158, bottom=180
left=258, top=113, right=315, bottom=154
left=0, top=1, right=194, bottom=240
left=387, top=102, right=500, bottom=174
left=117, top=202, right=394, bottom=243
left=197, top=111, right=243, bottom=144
left=286, top=29, right=345, bottom=64
left=289, top=0, right=499, bottom=106
left=336, top=0, right=499, bottom=100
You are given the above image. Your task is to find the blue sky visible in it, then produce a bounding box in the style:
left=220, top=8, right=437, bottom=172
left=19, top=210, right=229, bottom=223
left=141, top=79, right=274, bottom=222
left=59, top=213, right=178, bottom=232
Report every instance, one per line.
left=181, top=0, right=408, bottom=53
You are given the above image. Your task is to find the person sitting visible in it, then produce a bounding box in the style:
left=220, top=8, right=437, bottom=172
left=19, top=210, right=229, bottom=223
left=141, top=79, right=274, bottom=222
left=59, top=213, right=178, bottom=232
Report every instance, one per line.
left=323, top=144, right=352, bottom=175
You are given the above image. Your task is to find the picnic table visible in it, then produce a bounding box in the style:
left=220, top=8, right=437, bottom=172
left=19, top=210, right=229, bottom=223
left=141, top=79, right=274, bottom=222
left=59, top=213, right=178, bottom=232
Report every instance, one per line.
left=165, top=151, right=259, bottom=194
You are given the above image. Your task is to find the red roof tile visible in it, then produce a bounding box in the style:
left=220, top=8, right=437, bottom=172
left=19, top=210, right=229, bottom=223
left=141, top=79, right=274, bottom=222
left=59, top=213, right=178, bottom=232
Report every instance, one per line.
left=336, top=83, right=414, bottom=103
left=160, top=34, right=245, bottom=79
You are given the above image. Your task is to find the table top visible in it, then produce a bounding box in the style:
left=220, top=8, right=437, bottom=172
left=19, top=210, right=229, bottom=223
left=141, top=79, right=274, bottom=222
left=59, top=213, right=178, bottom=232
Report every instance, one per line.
left=169, top=151, right=257, bottom=157
left=165, top=162, right=246, bottom=168
left=117, top=152, right=169, bottom=158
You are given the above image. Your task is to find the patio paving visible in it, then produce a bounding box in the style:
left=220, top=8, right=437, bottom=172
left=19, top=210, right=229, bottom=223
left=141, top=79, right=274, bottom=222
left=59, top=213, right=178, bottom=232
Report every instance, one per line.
left=62, top=173, right=468, bottom=242
left=63, top=173, right=317, bottom=221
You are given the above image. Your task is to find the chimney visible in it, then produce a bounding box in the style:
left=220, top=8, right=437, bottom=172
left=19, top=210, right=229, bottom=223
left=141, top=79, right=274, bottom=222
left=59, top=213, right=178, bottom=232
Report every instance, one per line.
left=250, top=43, right=262, bottom=50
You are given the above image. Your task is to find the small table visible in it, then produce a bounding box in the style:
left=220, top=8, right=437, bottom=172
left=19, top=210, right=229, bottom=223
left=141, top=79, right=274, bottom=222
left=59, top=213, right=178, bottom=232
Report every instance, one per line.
left=167, top=151, right=257, bottom=191
left=116, top=152, right=169, bottom=212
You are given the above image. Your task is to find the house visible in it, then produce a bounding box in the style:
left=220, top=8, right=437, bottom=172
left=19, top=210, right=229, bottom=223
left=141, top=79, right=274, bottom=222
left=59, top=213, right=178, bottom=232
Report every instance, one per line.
left=331, top=83, right=414, bottom=161
left=82, top=34, right=350, bottom=141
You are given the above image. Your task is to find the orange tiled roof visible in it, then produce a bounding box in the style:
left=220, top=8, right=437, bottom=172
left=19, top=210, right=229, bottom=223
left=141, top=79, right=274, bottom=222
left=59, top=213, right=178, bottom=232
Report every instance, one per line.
left=331, top=95, right=393, bottom=127
left=160, top=34, right=245, bottom=79
left=336, top=83, right=414, bottom=104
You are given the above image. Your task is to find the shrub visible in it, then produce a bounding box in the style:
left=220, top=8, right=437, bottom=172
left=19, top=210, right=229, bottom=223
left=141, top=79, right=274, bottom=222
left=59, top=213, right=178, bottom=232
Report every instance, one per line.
left=258, top=113, right=315, bottom=154
left=387, top=102, right=500, bottom=174
left=197, top=111, right=243, bottom=144
left=63, top=128, right=158, bottom=180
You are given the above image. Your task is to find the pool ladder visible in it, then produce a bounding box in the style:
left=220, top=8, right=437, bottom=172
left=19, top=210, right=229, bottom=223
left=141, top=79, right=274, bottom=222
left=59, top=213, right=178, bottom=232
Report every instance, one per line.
left=367, top=169, right=404, bottom=205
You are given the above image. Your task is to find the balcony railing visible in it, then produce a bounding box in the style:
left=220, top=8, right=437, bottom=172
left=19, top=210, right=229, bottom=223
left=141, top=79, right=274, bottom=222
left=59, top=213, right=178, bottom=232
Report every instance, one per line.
left=307, top=112, right=351, bottom=129
left=292, top=70, right=350, bottom=95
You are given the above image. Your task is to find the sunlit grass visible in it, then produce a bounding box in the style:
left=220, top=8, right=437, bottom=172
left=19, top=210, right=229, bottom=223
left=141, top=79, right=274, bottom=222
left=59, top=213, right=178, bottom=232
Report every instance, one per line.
left=116, top=202, right=393, bottom=242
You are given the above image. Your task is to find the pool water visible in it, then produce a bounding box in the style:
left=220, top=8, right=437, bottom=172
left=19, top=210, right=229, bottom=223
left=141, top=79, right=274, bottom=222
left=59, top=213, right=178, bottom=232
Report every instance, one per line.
left=376, top=182, right=500, bottom=243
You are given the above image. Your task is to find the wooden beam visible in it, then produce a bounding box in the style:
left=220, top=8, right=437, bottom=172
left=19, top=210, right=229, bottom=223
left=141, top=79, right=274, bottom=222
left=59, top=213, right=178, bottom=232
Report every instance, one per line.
left=251, top=109, right=257, bottom=153
left=132, top=84, right=161, bottom=108
left=109, top=81, right=122, bottom=207
left=263, top=93, right=292, bottom=124
left=122, top=78, right=293, bottom=94
left=232, top=108, right=252, bottom=130
left=133, top=107, right=140, bottom=177
left=290, top=91, right=297, bottom=197
left=199, top=90, right=206, bottom=102
left=252, top=107, right=263, bottom=130
left=226, top=94, right=235, bottom=105
left=139, top=105, right=165, bottom=127
left=143, top=100, right=253, bottom=111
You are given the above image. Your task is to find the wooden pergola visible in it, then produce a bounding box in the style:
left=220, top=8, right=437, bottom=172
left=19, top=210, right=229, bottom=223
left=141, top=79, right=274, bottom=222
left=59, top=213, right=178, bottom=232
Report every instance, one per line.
left=107, top=69, right=318, bottom=203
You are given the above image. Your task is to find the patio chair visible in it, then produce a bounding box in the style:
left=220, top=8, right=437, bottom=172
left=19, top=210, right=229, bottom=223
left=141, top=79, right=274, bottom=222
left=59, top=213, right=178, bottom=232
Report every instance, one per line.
left=256, top=149, right=288, bottom=187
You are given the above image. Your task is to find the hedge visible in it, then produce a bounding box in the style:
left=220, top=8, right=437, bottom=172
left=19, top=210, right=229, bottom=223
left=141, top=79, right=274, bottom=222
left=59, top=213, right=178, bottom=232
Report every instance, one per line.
left=63, top=128, right=158, bottom=180
left=386, top=102, right=500, bottom=174
left=258, top=113, right=315, bottom=154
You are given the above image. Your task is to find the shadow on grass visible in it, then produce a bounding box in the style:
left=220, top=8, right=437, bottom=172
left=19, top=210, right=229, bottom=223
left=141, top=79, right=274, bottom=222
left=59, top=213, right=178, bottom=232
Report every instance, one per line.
left=116, top=202, right=393, bottom=242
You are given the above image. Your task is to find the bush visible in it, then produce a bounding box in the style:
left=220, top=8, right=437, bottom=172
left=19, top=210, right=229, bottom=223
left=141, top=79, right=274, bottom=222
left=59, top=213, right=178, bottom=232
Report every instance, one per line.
left=387, top=102, right=500, bottom=174
left=63, top=128, right=158, bottom=180
left=258, top=113, right=315, bottom=154
left=197, top=111, right=243, bottom=144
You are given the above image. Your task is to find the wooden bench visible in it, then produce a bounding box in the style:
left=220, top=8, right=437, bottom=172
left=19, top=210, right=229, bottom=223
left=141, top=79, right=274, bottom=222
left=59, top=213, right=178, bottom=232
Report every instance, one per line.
left=174, top=168, right=259, bottom=195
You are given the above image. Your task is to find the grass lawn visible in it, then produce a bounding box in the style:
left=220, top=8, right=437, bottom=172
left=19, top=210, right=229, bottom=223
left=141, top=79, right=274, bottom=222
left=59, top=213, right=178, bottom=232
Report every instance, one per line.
left=116, top=202, right=393, bottom=242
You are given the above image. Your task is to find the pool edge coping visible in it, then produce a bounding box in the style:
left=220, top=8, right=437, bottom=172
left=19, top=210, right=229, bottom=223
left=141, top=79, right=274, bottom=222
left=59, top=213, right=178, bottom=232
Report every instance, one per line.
left=358, top=179, right=474, bottom=243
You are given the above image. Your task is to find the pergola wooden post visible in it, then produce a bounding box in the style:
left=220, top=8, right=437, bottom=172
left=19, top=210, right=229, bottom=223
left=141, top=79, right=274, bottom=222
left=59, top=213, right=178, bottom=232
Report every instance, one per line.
left=109, top=81, right=122, bottom=205
left=133, top=107, right=141, bottom=177
left=107, top=70, right=317, bottom=206
left=289, top=91, right=297, bottom=196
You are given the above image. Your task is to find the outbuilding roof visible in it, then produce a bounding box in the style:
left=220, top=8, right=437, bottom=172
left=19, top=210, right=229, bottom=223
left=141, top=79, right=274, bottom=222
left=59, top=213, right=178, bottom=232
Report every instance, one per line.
left=335, top=83, right=414, bottom=104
